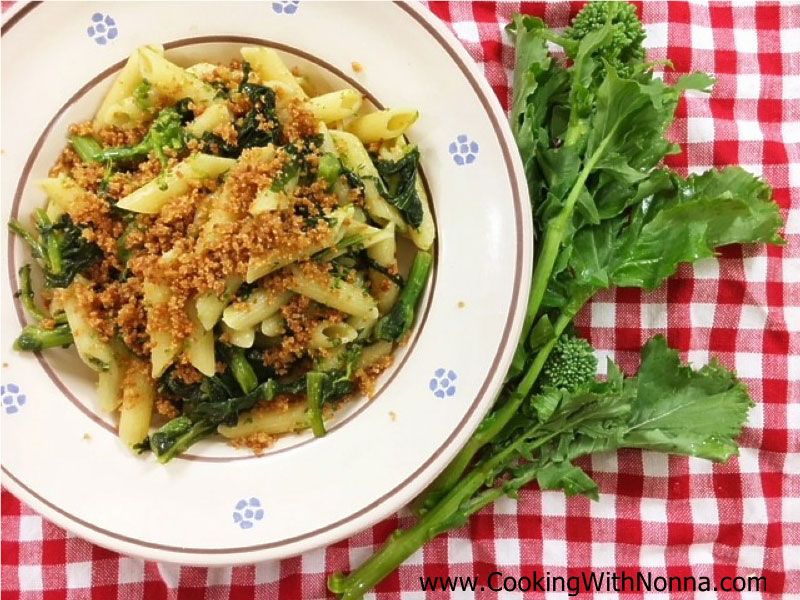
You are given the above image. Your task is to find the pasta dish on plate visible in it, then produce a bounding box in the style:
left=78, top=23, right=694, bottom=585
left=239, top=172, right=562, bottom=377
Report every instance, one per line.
left=10, top=44, right=435, bottom=462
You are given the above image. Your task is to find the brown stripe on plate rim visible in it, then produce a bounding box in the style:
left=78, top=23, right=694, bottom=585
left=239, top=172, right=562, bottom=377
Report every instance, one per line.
left=2, top=2, right=526, bottom=555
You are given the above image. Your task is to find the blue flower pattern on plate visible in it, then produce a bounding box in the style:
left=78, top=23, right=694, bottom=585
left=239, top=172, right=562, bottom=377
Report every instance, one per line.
left=429, top=368, right=457, bottom=398
left=448, top=134, right=479, bottom=166
left=272, top=0, right=300, bottom=14
left=87, top=13, right=118, bottom=45
left=1, top=384, right=26, bottom=415
left=233, top=497, right=264, bottom=529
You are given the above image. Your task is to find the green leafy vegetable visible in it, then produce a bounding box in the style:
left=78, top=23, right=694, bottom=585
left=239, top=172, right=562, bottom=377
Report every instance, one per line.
left=90, top=107, right=188, bottom=166
left=330, top=338, right=753, bottom=597
left=9, top=212, right=102, bottom=288
left=373, top=146, right=424, bottom=229
left=133, top=79, right=154, bottom=111
left=14, top=322, right=73, bottom=352
left=330, top=2, right=784, bottom=597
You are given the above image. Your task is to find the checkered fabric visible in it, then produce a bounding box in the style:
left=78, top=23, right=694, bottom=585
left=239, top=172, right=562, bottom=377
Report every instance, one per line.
left=2, top=1, right=799, bottom=598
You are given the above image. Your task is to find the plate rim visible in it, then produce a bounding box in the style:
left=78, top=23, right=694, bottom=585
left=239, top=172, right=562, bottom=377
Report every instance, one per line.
left=1, top=0, right=533, bottom=564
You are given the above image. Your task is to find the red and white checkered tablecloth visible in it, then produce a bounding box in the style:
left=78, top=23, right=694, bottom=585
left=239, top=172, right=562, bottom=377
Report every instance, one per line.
left=2, top=1, right=799, bottom=598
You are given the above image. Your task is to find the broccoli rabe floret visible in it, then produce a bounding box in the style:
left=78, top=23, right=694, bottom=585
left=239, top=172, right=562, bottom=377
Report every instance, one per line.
left=539, top=334, right=598, bottom=391
left=564, top=1, right=646, bottom=78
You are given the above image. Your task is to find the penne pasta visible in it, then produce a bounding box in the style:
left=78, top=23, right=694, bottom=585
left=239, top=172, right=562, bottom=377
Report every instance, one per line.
left=346, top=108, right=419, bottom=143
left=309, top=320, right=358, bottom=349
left=118, top=359, right=155, bottom=446
left=185, top=101, right=232, bottom=138
left=223, top=289, right=293, bottom=331
left=218, top=400, right=310, bottom=438
left=61, top=282, right=113, bottom=372
left=94, top=44, right=164, bottom=130
left=136, top=47, right=216, bottom=104
left=260, top=313, right=286, bottom=337
left=367, top=223, right=400, bottom=314
left=240, top=46, right=307, bottom=98
left=117, top=154, right=235, bottom=214
left=306, top=89, right=363, bottom=123
left=288, top=265, right=378, bottom=319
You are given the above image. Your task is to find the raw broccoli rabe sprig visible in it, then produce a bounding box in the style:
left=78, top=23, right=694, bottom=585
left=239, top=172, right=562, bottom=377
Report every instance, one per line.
left=70, top=106, right=188, bottom=167
left=561, top=1, right=646, bottom=78
left=373, top=251, right=432, bottom=342
left=9, top=211, right=102, bottom=289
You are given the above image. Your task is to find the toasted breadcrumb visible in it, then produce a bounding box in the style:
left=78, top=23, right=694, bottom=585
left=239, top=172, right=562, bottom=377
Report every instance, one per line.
left=231, top=432, right=277, bottom=454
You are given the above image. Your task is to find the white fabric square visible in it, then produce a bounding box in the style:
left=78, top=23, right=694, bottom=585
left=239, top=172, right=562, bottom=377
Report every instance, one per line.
left=542, top=539, right=568, bottom=567
left=448, top=537, right=473, bottom=564
left=452, top=21, right=480, bottom=43
left=595, top=349, right=615, bottom=376
left=782, top=121, right=800, bottom=143
left=735, top=352, right=763, bottom=379
left=66, top=561, right=93, bottom=589
left=787, top=403, right=799, bottom=432
left=687, top=117, right=716, bottom=143
left=738, top=304, right=768, bottom=329
left=782, top=497, right=800, bottom=523
left=780, top=28, right=800, bottom=53
left=784, top=546, right=800, bottom=572
left=688, top=349, right=710, bottom=368
left=644, top=23, right=668, bottom=46
left=591, top=451, right=618, bottom=474
left=743, top=255, right=768, bottom=282
left=494, top=495, right=518, bottom=515
left=737, top=545, right=766, bottom=569
left=301, top=548, right=326, bottom=574
left=789, top=349, right=800, bottom=380
left=746, top=400, right=765, bottom=429
left=255, top=560, right=281, bottom=585
left=18, top=515, right=42, bottom=542
left=118, top=557, right=145, bottom=585
left=689, top=457, right=715, bottom=474
left=590, top=493, right=617, bottom=520
left=592, top=542, right=617, bottom=567
left=692, top=258, right=720, bottom=280
left=786, top=208, right=800, bottom=234
left=690, top=498, right=719, bottom=524
left=495, top=538, right=521, bottom=565
left=688, top=543, right=715, bottom=565
left=785, top=74, right=800, bottom=100
left=742, top=497, right=769, bottom=524
left=18, top=565, right=44, bottom=591
left=691, top=24, right=715, bottom=49
left=540, top=490, right=567, bottom=516
left=790, top=162, right=800, bottom=188
left=639, top=545, right=666, bottom=568
left=737, top=447, right=761, bottom=474
left=690, top=303, right=716, bottom=328
left=737, top=120, right=763, bottom=141
left=591, top=302, right=616, bottom=328
left=206, top=567, right=233, bottom=587
left=640, top=497, right=668, bottom=523
left=736, top=74, right=762, bottom=99
left=405, top=547, right=425, bottom=566
left=641, top=303, right=668, bottom=329
left=642, top=452, right=670, bottom=477
left=782, top=258, right=800, bottom=282
left=733, top=28, right=758, bottom=53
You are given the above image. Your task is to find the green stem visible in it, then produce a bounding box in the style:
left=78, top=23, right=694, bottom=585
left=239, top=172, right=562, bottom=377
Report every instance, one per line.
left=306, top=372, right=326, bottom=437
left=330, top=424, right=562, bottom=599
left=17, top=264, right=47, bottom=320
left=228, top=347, right=258, bottom=394
left=418, top=309, right=579, bottom=512
left=70, top=135, right=103, bottom=163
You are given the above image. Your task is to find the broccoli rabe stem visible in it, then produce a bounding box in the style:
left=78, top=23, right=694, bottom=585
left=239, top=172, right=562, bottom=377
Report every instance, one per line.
left=17, top=264, right=47, bottom=320
left=306, top=372, right=327, bottom=437
left=373, top=251, right=432, bottom=342
left=329, top=421, right=565, bottom=599
left=69, top=135, right=103, bottom=163
left=228, top=347, right=258, bottom=394
left=14, top=323, right=73, bottom=351
left=419, top=309, right=580, bottom=510
left=421, top=134, right=615, bottom=503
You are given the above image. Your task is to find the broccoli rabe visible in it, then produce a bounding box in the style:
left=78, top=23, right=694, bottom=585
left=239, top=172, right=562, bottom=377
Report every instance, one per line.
left=373, top=251, right=433, bottom=342
left=539, top=334, right=598, bottom=391
left=82, top=107, right=188, bottom=166
left=9, top=211, right=102, bottom=288
left=562, top=1, right=646, bottom=78
left=14, top=323, right=73, bottom=352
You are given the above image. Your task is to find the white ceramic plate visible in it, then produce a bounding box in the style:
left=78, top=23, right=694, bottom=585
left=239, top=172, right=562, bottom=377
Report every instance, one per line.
left=1, top=1, right=531, bottom=564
